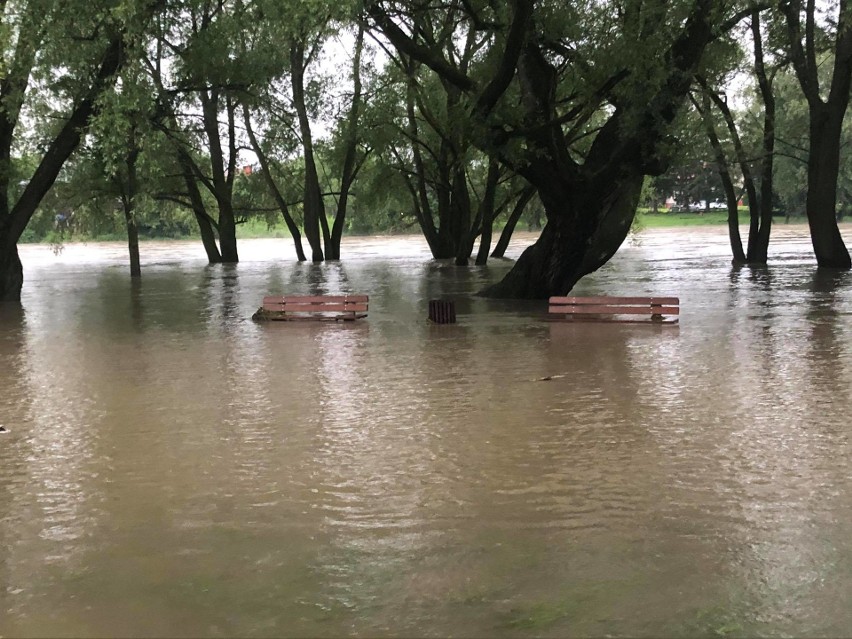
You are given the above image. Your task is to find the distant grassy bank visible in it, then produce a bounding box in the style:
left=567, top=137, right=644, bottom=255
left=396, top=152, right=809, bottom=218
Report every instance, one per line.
left=23, top=209, right=818, bottom=245
left=634, top=209, right=811, bottom=228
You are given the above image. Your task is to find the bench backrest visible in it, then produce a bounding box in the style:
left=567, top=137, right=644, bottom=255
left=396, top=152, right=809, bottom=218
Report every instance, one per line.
left=549, top=296, right=679, bottom=317
left=262, top=295, right=369, bottom=314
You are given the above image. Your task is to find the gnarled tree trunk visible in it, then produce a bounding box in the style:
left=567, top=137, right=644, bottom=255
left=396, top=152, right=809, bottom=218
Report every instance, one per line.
left=484, top=171, right=642, bottom=297
left=290, top=41, right=325, bottom=262
left=807, top=106, right=850, bottom=267
left=783, top=0, right=852, bottom=269
left=0, top=235, right=23, bottom=302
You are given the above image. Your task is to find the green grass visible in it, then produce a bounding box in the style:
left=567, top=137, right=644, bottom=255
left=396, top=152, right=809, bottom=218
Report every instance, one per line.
left=636, top=209, right=810, bottom=228
left=21, top=210, right=816, bottom=245
left=638, top=211, right=730, bottom=227
left=235, top=218, right=294, bottom=239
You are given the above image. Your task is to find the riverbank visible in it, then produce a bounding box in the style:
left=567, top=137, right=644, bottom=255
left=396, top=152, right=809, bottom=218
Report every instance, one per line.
left=635, top=210, right=818, bottom=228
left=21, top=211, right=819, bottom=245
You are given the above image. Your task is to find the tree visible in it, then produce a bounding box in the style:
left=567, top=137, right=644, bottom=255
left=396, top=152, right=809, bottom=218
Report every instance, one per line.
left=780, top=0, right=852, bottom=268
left=369, top=0, right=759, bottom=298
left=365, top=50, right=534, bottom=263
left=145, top=0, right=256, bottom=264
left=692, top=10, right=778, bottom=264
left=142, top=0, right=307, bottom=265
left=324, top=24, right=369, bottom=260
left=241, top=1, right=366, bottom=262
left=0, top=0, right=163, bottom=300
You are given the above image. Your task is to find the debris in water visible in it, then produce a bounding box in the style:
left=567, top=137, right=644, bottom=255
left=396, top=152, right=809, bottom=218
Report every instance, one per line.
left=536, top=374, right=566, bottom=382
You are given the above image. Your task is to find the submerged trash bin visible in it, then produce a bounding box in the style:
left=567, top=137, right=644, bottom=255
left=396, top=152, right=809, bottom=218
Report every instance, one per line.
left=428, top=300, right=456, bottom=324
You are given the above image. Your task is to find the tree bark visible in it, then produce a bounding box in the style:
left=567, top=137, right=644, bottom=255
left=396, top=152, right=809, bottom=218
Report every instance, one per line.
left=700, top=81, right=766, bottom=263
left=328, top=25, right=365, bottom=260
left=474, top=157, right=500, bottom=264
left=290, top=42, right=325, bottom=262
left=402, top=79, right=440, bottom=253
left=483, top=170, right=643, bottom=297
left=691, top=92, right=746, bottom=263
left=749, top=11, right=775, bottom=263
left=199, top=90, right=238, bottom=262
left=783, top=0, right=852, bottom=268
left=123, top=143, right=142, bottom=278
left=176, top=150, right=221, bottom=263
left=0, top=233, right=23, bottom=302
left=807, top=106, right=851, bottom=267
left=491, top=185, right=535, bottom=258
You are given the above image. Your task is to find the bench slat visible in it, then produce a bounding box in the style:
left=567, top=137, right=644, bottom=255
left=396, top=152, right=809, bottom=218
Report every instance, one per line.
left=549, top=305, right=680, bottom=315
left=256, top=294, right=369, bottom=322
left=549, top=296, right=679, bottom=305
left=262, top=295, right=368, bottom=304
left=272, top=313, right=367, bottom=321
left=263, top=303, right=368, bottom=313
left=547, top=295, right=679, bottom=324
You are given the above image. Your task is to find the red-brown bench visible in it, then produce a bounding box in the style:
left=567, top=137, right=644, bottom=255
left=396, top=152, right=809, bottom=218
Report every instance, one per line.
left=548, top=296, right=679, bottom=324
left=253, top=295, right=368, bottom=321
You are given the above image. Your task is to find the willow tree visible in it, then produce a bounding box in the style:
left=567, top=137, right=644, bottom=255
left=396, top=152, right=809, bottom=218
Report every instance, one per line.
left=369, top=0, right=761, bottom=298
left=692, top=10, right=777, bottom=264
left=781, top=0, right=852, bottom=268
left=0, top=0, right=163, bottom=301
left=239, top=0, right=368, bottom=262
left=368, top=52, right=524, bottom=264
left=144, top=0, right=266, bottom=264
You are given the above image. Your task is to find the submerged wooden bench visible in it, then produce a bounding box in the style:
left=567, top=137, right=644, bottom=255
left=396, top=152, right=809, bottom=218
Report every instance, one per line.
left=548, top=296, right=679, bottom=324
left=253, top=295, right=368, bottom=322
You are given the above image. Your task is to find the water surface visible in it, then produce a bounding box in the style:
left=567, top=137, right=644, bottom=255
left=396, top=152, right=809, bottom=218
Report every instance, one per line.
left=1, top=226, right=852, bottom=637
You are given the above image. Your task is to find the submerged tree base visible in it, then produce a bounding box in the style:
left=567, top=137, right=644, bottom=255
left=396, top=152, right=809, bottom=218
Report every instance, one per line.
left=0, top=243, right=24, bottom=302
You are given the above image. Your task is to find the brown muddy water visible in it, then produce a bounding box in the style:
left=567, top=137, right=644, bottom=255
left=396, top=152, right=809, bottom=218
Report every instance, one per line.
left=1, top=226, right=852, bottom=638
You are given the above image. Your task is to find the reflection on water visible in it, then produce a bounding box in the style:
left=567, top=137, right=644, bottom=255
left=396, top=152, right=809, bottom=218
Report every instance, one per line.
left=2, top=226, right=852, bottom=637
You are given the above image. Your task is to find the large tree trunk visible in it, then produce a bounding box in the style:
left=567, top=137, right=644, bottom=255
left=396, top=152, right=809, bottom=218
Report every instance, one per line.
left=291, top=42, right=325, bottom=262
left=217, top=208, right=238, bottom=262
left=200, top=90, right=238, bottom=263
left=196, top=213, right=222, bottom=263
left=474, top=157, right=500, bottom=265
left=371, top=0, right=718, bottom=297
left=701, top=83, right=767, bottom=264
left=451, top=166, right=474, bottom=264
left=401, top=75, right=441, bottom=255
left=122, top=145, right=142, bottom=278
left=692, top=91, right=746, bottom=263
left=432, top=145, right=458, bottom=259
left=123, top=203, right=142, bottom=278
left=328, top=25, right=365, bottom=261
left=783, top=0, right=852, bottom=268
left=0, top=233, right=23, bottom=302
left=177, top=150, right=222, bottom=263
left=491, top=185, right=535, bottom=258
left=483, top=172, right=642, bottom=298
left=403, top=61, right=478, bottom=260
left=746, top=11, right=774, bottom=264
left=807, top=106, right=851, bottom=267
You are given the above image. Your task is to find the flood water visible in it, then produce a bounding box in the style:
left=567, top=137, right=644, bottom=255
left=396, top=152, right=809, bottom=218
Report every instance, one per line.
left=1, top=225, right=852, bottom=637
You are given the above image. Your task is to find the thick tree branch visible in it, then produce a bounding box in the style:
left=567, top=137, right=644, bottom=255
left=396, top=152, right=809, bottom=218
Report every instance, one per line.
left=367, top=3, right=476, bottom=91
left=473, top=0, right=533, bottom=118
